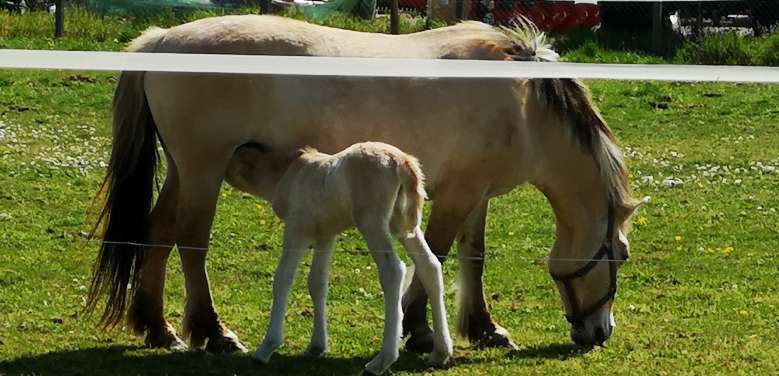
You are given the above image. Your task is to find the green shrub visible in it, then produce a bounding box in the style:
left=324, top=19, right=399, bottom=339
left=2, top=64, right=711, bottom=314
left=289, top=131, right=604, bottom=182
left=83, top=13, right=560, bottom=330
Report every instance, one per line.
left=756, top=31, right=779, bottom=66
left=674, top=32, right=760, bottom=66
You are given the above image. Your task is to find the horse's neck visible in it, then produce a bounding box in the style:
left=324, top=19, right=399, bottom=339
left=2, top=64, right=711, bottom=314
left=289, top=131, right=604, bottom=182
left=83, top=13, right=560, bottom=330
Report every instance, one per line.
left=526, top=125, right=609, bottom=257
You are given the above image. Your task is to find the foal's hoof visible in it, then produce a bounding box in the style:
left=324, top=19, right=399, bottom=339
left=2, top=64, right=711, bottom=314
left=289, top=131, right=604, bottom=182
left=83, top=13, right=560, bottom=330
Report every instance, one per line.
left=427, top=349, right=452, bottom=368
left=364, top=351, right=398, bottom=375
left=205, top=331, right=248, bottom=354
left=473, top=326, right=518, bottom=350
left=304, top=344, right=327, bottom=358
left=404, top=331, right=434, bottom=354
left=145, top=330, right=187, bottom=351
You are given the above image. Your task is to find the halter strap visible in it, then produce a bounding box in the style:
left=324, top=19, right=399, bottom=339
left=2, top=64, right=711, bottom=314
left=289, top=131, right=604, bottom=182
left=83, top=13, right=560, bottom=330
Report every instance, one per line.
left=549, top=202, right=620, bottom=326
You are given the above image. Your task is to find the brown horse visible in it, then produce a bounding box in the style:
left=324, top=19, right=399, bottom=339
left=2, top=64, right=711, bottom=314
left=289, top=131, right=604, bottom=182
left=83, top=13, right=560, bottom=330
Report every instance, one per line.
left=86, top=15, right=640, bottom=354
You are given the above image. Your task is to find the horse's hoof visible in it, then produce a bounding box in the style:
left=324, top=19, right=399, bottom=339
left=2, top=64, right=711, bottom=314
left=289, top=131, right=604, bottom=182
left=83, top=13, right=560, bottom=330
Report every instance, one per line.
left=474, top=326, right=518, bottom=350
left=404, top=331, right=434, bottom=354
left=145, top=330, right=187, bottom=351
left=205, top=331, right=248, bottom=354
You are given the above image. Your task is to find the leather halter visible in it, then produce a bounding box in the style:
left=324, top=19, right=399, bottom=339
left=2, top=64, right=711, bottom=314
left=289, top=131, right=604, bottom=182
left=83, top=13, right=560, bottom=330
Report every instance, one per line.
left=549, top=202, right=623, bottom=327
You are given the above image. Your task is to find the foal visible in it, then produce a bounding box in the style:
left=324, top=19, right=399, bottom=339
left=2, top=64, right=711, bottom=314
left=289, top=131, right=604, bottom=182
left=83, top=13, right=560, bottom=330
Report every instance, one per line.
left=225, top=142, right=453, bottom=375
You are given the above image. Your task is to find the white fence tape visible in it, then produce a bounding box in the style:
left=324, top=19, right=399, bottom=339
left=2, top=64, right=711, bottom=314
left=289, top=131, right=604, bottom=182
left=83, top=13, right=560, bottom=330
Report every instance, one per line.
left=1, top=49, right=778, bottom=83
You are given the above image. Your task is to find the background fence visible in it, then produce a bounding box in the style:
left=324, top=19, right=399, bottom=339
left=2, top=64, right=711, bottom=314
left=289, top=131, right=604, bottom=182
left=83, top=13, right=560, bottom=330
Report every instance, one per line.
left=2, top=0, right=779, bottom=63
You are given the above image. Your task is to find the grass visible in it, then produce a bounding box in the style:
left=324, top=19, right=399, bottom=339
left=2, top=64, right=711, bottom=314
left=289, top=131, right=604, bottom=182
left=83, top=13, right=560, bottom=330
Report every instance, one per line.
left=555, top=27, right=779, bottom=66
left=1, top=7, right=779, bottom=376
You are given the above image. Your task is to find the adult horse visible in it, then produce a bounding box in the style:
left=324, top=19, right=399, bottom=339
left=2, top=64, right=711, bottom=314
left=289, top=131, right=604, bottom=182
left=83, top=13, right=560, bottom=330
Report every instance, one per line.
left=86, top=15, right=640, bottom=354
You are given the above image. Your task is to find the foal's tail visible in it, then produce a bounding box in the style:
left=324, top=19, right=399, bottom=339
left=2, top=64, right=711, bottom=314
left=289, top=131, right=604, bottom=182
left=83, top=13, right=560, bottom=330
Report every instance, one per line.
left=85, top=70, right=160, bottom=328
left=396, top=156, right=427, bottom=234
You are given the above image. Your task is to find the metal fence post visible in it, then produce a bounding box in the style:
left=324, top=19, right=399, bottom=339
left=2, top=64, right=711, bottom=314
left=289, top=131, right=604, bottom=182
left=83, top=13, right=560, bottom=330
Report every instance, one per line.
left=260, top=0, right=271, bottom=14
left=652, top=1, right=663, bottom=54
left=54, top=0, right=63, bottom=38
left=390, top=0, right=399, bottom=34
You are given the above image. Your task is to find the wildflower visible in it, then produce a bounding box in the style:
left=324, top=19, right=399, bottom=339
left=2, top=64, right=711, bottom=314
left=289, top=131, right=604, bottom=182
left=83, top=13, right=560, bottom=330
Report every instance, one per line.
left=738, top=309, right=748, bottom=317
left=255, top=204, right=262, bottom=210
left=260, top=219, right=267, bottom=225
left=722, top=246, right=734, bottom=255
left=674, top=235, right=682, bottom=242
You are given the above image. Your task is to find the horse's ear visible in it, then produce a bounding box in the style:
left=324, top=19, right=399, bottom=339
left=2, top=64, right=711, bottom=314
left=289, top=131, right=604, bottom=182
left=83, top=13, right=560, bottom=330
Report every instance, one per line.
left=613, top=196, right=649, bottom=260
left=616, top=196, right=650, bottom=223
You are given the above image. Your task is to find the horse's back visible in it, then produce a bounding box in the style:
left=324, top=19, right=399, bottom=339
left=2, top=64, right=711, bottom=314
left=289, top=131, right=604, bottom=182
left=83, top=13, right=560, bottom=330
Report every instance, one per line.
left=132, top=15, right=511, bottom=58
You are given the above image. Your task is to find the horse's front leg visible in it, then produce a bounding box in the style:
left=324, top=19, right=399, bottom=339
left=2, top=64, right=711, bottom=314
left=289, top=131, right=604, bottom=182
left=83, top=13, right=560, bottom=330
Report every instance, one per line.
left=305, top=236, right=335, bottom=358
left=127, top=155, right=185, bottom=350
left=253, top=228, right=310, bottom=363
left=175, top=159, right=246, bottom=353
left=456, top=200, right=516, bottom=349
left=402, top=183, right=486, bottom=354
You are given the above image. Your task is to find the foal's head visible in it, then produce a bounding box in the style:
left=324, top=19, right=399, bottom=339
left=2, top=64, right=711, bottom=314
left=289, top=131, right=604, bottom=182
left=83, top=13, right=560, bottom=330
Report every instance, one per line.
left=225, top=143, right=313, bottom=201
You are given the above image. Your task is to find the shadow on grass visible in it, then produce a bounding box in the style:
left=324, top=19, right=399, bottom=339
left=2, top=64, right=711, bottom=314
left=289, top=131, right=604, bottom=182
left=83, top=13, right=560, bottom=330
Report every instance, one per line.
left=0, top=345, right=440, bottom=375
left=508, top=343, right=591, bottom=360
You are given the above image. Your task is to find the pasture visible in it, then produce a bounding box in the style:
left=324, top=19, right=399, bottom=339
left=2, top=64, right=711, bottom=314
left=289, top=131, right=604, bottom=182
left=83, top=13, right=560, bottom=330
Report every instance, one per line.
left=1, top=9, right=778, bottom=376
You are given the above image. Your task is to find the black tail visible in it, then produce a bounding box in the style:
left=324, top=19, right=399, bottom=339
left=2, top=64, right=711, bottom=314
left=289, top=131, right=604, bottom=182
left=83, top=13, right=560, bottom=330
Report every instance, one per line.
left=85, top=71, right=159, bottom=328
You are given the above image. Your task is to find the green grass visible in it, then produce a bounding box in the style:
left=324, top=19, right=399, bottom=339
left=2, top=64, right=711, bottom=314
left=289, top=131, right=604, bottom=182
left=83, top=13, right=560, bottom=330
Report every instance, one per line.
left=1, top=7, right=779, bottom=376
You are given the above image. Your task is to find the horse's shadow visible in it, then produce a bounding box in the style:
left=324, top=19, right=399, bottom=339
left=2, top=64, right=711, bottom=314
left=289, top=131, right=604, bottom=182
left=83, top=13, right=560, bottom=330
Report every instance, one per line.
left=0, top=342, right=588, bottom=375
left=507, top=343, right=591, bottom=360
left=0, top=345, right=437, bottom=375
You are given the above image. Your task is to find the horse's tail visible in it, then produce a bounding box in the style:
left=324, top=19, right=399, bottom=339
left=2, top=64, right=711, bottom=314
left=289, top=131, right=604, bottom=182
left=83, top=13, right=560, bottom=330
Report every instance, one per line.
left=85, top=70, right=159, bottom=328
left=395, top=156, right=427, bottom=235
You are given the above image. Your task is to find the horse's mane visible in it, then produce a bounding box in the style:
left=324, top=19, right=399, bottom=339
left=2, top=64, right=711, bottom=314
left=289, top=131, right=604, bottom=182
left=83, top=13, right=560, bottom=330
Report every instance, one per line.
left=497, top=17, right=559, bottom=62
left=531, top=79, right=639, bottom=216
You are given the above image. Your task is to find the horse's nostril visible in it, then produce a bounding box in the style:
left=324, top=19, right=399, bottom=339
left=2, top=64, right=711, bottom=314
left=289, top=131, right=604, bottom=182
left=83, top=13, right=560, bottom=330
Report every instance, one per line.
left=593, top=327, right=606, bottom=345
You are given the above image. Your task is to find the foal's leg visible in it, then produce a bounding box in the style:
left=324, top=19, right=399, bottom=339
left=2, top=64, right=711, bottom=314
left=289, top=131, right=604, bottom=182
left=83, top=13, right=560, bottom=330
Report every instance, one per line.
left=360, top=224, right=405, bottom=375
left=253, top=228, right=310, bottom=363
left=399, top=227, right=452, bottom=367
left=403, top=184, right=485, bottom=353
left=456, top=201, right=516, bottom=349
left=305, top=236, right=335, bottom=358
left=127, top=156, right=185, bottom=350
left=174, top=157, right=246, bottom=353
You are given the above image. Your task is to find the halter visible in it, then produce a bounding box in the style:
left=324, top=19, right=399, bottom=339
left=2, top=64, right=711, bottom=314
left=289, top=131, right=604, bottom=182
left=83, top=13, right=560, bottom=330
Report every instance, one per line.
left=549, top=202, right=623, bottom=327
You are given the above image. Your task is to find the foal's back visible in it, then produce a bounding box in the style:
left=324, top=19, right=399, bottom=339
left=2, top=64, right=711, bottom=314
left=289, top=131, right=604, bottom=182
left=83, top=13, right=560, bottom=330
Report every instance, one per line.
left=274, top=142, right=425, bottom=236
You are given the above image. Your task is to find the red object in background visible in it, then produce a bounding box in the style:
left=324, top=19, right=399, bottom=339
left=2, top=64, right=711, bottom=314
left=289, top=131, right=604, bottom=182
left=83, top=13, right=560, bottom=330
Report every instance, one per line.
left=398, top=0, right=426, bottom=10
left=556, top=3, right=599, bottom=32
left=404, top=1, right=601, bottom=32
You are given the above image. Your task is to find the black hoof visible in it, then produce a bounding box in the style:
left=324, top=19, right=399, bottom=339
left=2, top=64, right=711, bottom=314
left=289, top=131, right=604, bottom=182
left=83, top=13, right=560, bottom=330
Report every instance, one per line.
left=405, top=331, right=434, bottom=354
left=474, top=329, right=518, bottom=350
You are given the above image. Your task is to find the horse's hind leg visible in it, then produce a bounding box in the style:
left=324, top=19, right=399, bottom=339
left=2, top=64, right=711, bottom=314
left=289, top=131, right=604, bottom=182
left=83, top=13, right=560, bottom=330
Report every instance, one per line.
left=174, top=155, right=246, bottom=354
left=359, top=222, right=405, bottom=375
left=305, top=236, right=335, bottom=358
left=402, top=183, right=485, bottom=354
left=253, top=227, right=310, bottom=363
left=127, top=155, right=185, bottom=350
left=456, top=201, right=516, bottom=349
left=399, top=227, right=452, bottom=367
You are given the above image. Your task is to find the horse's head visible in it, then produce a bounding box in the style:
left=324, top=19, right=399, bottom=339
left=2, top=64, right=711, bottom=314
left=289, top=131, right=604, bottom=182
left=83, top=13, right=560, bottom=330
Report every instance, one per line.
left=547, top=197, right=645, bottom=346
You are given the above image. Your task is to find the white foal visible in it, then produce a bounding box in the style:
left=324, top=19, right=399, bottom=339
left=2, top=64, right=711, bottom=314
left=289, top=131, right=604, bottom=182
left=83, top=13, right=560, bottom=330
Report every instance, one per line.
left=225, top=142, right=453, bottom=374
